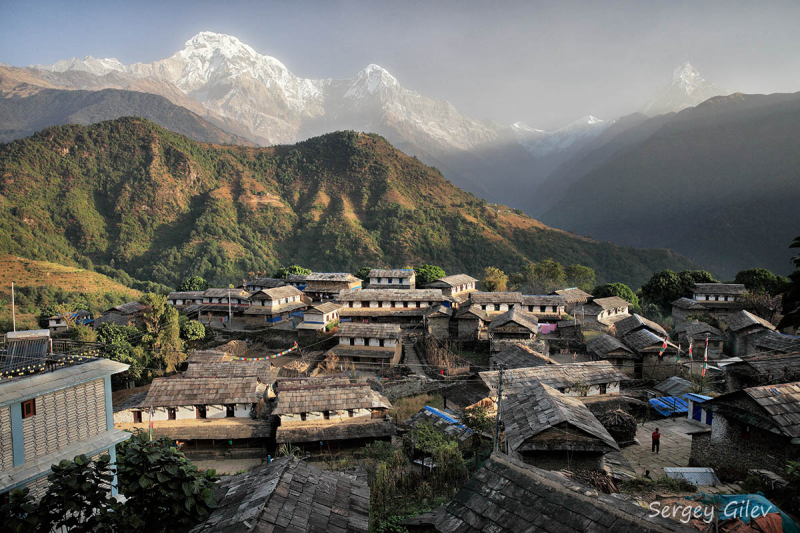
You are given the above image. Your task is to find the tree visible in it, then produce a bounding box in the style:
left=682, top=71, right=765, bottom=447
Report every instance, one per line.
left=482, top=267, right=508, bottom=292
left=592, top=282, right=640, bottom=309
left=462, top=404, right=492, bottom=460
left=104, top=341, right=146, bottom=380
left=0, top=488, right=39, bottom=533
left=177, top=276, right=209, bottom=292
left=96, top=323, right=140, bottom=345
left=38, top=454, right=118, bottom=532
left=778, top=236, right=800, bottom=331
left=180, top=319, right=207, bottom=341
left=274, top=265, right=311, bottom=279
left=70, top=324, right=98, bottom=342
left=565, top=264, right=596, bottom=292
left=739, top=291, right=782, bottom=324
left=640, top=270, right=682, bottom=312
left=414, top=264, right=446, bottom=285
left=734, top=268, right=790, bottom=295
left=355, top=266, right=372, bottom=281
left=115, top=430, right=218, bottom=532
left=140, top=293, right=185, bottom=373
left=677, top=270, right=718, bottom=298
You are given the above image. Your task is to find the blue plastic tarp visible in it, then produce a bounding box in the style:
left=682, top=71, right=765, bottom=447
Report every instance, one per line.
left=649, top=395, right=689, bottom=416
left=689, top=492, right=799, bottom=533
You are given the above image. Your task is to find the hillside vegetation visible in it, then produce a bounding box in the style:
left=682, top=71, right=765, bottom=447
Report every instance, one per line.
left=0, top=118, right=694, bottom=288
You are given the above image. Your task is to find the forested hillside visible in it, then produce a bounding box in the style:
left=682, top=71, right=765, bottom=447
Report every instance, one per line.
left=0, top=118, right=694, bottom=287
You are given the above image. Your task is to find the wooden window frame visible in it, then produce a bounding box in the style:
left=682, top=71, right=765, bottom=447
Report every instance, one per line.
left=133, top=411, right=143, bottom=424
left=21, top=399, right=36, bottom=419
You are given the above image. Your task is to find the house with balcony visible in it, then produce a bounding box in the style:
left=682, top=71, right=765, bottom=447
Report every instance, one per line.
left=0, top=333, right=130, bottom=499
left=302, top=273, right=362, bottom=301
left=167, top=291, right=205, bottom=308
left=243, top=286, right=307, bottom=327
left=425, top=274, right=478, bottom=302
left=467, top=292, right=524, bottom=318
left=521, top=295, right=567, bottom=323
left=582, top=296, right=630, bottom=327
left=329, top=323, right=402, bottom=368
left=337, top=289, right=444, bottom=324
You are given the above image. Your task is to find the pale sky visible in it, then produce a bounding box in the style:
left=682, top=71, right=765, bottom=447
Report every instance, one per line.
left=2, top=0, right=799, bottom=129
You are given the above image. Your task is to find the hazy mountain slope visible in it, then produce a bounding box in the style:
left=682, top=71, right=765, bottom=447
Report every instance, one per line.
left=542, top=92, right=800, bottom=277
left=0, top=118, right=694, bottom=288
left=0, top=88, right=255, bottom=144
left=642, top=62, right=725, bottom=116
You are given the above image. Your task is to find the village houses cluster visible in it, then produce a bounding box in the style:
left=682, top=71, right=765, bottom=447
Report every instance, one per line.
left=3, top=268, right=800, bottom=531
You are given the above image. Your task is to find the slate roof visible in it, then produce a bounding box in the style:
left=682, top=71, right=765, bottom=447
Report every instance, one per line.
left=189, top=457, right=370, bottom=533
left=725, top=352, right=800, bottom=381
left=671, top=297, right=708, bottom=311
left=748, top=331, right=800, bottom=354
left=693, top=283, right=747, bottom=295
left=273, top=379, right=391, bottom=415
left=491, top=344, right=556, bottom=369
left=337, top=289, right=443, bottom=301
left=141, top=418, right=273, bottom=440
left=424, top=305, right=454, bottom=318
left=243, top=302, right=307, bottom=315
left=440, top=382, right=493, bottom=410
left=285, top=274, right=309, bottom=283
left=430, top=453, right=694, bottom=533
left=305, top=272, right=359, bottom=282
left=276, top=419, right=396, bottom=444
left=488, top=308, right=538, bottom=333
left=185, top=359, right=273, bottom=381
left=336, top=322, right=401, bottom=339
left=455, top=304, right=489, bottom=321
left=726, top=310, right=776, bottom=332
left=105, top=301, right=146, bottom=315
left=468, top=292, right=525, bottom=304
left=654, top=377, right=692, bottom=397
left=586, top=334, right=636, bottom=359
left=615, top=314, right=667, bottom=338
left=167, top=291, right=205, bottom=300
left=553, top=287, right=593, bottom=302
left=744, top=382, right=800, bottom=438
left=369, top=269, right=415, bottom=278
left=521, top=295, right=568, bottom=307
left=426, top=274, right=478, bottom=288
left=678, top=321, right=725, bottom=341
left=480, top=361, right=628, bottom=393
left=250, top=286, right=304, bottom=300
left=141, top=376, right=266, bottom=407
left=308, top=302, right=343, bottom=314
left=243, top=277, right=286, bottom=289
left=504, top=381, right=619, bottom=453
left=587, top=296, right=630, bottom=311
left=621, top=329, right=676, bottom=352
left=203, top=288, right=251, bottom=299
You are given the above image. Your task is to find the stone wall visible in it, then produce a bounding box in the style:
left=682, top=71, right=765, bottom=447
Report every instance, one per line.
left=515, top=450, right=605, bottom=471
left=0, top=405, right=12, bottom=470
left=22, top=379, right=106, bottom=462
left=689, top=414, right=798, bottom=478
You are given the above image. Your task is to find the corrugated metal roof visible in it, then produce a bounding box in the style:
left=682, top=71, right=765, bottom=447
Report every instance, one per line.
left=664, top=467, right=721, bottom=486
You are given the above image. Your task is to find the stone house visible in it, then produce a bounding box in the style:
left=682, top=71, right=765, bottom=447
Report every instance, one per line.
left=586, top=334, right=638, bottom=378
left=520, top=295, right=567, bottom=322
left=284, top=273, right=310, bottom=288
left=723, top=352, right=800, bottom=392
left=621, top=328, right=679, bottom=381
left=302, top=272, right=362, bottom=301
left=189, top=456, right=370, bottom=533
left=405, top=452, right=696, bottom=533
left=746, top=330, right=800, bottom=356
left=272, top=376, right=394, bottom=452
left=725, top=310, right=776, bottom=357
left=193, top=288, right=253, bottom=326
left=552, top=287, right=592, bottom=313
left=614, top=313, right=667, bottom=339
left=0, top=348, right=130, bottom=499
left=480, top=361, right=628, bottom=398
left=368, top=268, right=415, bottom=290
left=423, top=305, right=453, bottom=339
left=671, top=297, right=712, bottom=325
left=453, top=304, right=489, bottom=340
left=467, top=291, right=525, bottom=318
left=675, top=321, right=725, bottom=359
left=690, top=283, right=747, bottom=323
left=330, top=322, right=402, bottom=368
left=582, top=296, right=630, bottom=327
left=94, top=301, right=147, bottom=328
left=488, top=308, right=539, bottom=353
left=336, top=288, right=444, bottom=325
left=296, top=302, right=342, bottom=337
left=503, top=381, right=619, bottom=471
left=242, top=277, right=286, bottom=292
left=243, top=285, right=307, bottom=327
left=424, top=274, right=478, bottom=301
left=689, top=381, right=800, bottom=478
left=167, top=291, right=205, bottom=308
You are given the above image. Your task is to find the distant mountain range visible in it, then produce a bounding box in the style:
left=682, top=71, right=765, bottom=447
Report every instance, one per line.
left=539, top=92, right=800, bottom=278
left=0, top=118, right=694, bottom=288
left=1, top=32, right=723, bottom=209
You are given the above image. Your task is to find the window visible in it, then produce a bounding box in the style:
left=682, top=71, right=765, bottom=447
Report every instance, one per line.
left=323, top=411, right=330, bottom=420
left=300, top=412, right=307, bottom=421
left=599, top=384, right=607, bottom=395
left=379, top=339, right=385, bottom=347
left=133, top=411, right=143, bottom=424
left=348, top=410, right=354, bottom=417
left=350, top=338, right=355, bottom=346
left=742, top=425, right=751, bottom=441
left=226, top=405, right=235, bottom=418
left=168, top=408, right=177, bottom=420
left=195, top=405, right=207, bottom=419
left=540, top=306, right=546, bottom=313
left=21, top=399, right=36, bottom=419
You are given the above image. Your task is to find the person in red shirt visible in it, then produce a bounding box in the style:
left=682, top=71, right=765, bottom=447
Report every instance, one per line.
left=652, top=428, right=661, bottom=454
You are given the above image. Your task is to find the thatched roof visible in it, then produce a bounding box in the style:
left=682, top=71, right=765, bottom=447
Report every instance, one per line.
left=693, top=283, right=746, bottom=295
left=336, top=323, right=401, bottom=339
left=615, top=314, right=667, bottom=338
left=488, top=308, right=538, bottom=333
left=426, top=453, right=693, bottom=533
left=189, top=457, right=369, bottom=533
left=273, top=378, right=391, bottom=415
left=726, top=310, right=776, bottom=332
left=504, top=381, right=619, bottom=453
left=491, top=344, right=556, bottom=369
left=480, top=361, right=627, bottom=392
left=586, top=334, right=637, bottom=359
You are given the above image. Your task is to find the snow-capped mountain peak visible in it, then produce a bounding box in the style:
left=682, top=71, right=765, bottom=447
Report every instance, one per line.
left=642, top=62, right=724, bottom=116
left=180, top=31, right=258, bottom=59
left=512, top=115, right=612, bottom=158
left=31, top=55, right=125, bottom=76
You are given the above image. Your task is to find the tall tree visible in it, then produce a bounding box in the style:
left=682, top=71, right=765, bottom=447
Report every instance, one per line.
left=274, top=265, right=311, bottom=279
left=565, top=264, right=596, bottom=292
left=414, top=264, right=446, bottom=285
left=592, top=282, right=640, bottom=309
left=734, top=268, right=790, bottom=295
left=355, top=266, right=372, bottom=281
left=177, top=275, right=209, bottom=292
left=482, top=267, right=509, bottom=292
left=140, top=293, right=185, bottom=373
left=640, top=270, right=682, bottom=312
